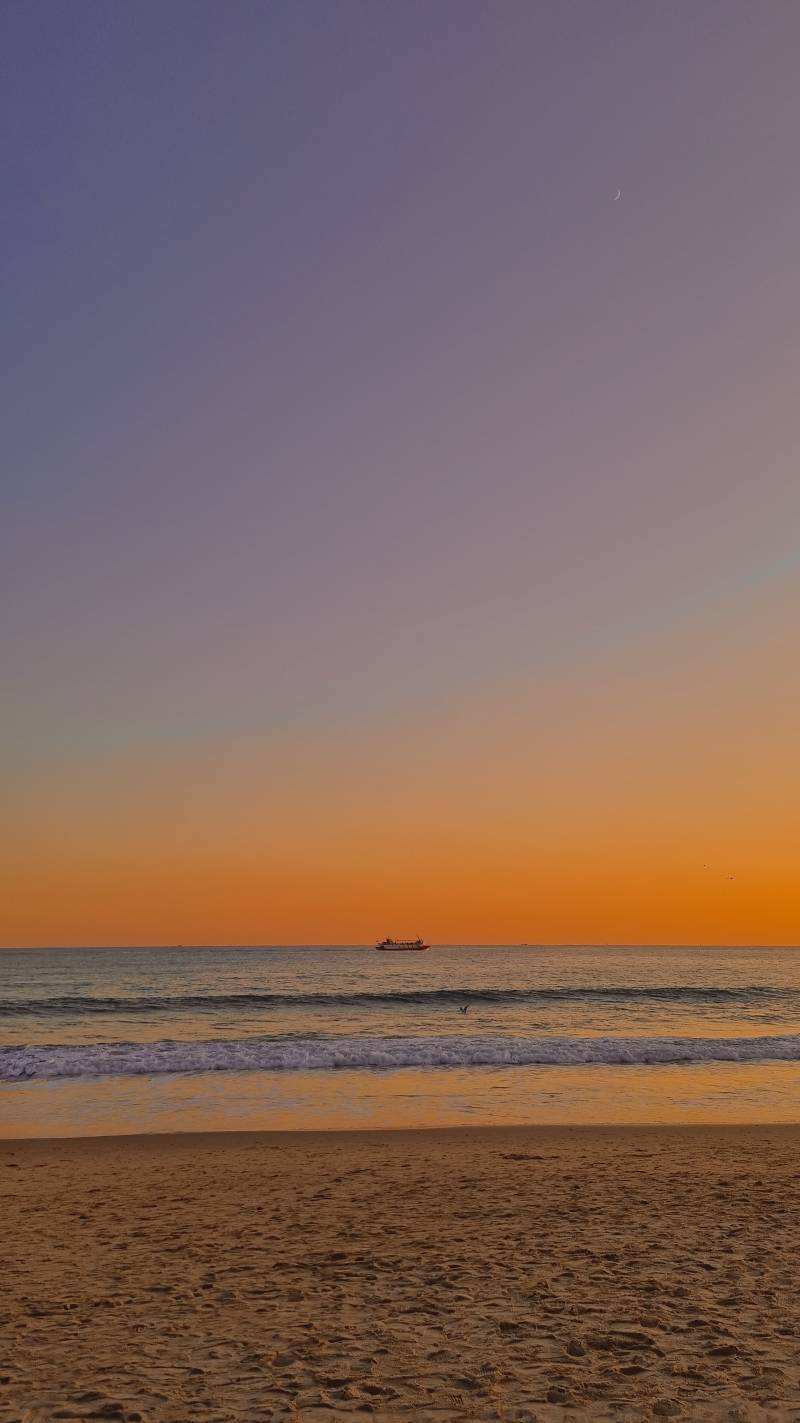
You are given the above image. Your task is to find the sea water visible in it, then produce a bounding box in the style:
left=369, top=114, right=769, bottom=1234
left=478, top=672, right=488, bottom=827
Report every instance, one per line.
left=2, top=944, right=800, bottom=1136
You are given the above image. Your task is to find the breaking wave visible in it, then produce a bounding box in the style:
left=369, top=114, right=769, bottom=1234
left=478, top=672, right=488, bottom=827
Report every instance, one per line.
left=3, top=1032, right=800, bottom=1082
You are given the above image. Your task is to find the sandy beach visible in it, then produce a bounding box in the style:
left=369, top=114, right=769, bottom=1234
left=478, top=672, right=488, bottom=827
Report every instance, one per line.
left=3, top=1126, right=799, bottom=1422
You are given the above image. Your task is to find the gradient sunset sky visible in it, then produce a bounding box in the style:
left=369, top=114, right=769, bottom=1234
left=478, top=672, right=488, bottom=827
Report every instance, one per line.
left=3, top=2, right=799, bottom=947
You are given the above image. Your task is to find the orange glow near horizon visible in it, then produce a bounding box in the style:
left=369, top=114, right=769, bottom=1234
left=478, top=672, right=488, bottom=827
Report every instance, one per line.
left=4, top=574, right=799, bottom=948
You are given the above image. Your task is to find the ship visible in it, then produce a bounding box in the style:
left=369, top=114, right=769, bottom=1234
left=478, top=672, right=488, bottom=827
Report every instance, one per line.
left=375, top=936, right=430, bottom=951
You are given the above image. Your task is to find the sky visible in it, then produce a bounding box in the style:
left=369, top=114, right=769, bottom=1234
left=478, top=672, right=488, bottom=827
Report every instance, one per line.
left=2, top=1, right=799, bottom=947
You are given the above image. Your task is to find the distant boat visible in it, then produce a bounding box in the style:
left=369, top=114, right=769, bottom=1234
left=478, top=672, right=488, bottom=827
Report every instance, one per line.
left=375, top=936, right=430, bottom=952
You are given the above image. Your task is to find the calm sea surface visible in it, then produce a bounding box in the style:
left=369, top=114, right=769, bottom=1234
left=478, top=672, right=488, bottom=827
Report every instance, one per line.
left=2, top=945, right=800, bottom=1136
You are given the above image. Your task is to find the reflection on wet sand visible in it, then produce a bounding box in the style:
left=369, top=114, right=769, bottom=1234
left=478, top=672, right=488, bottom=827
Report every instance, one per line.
left=4, top=1056, right=800, bottom=1138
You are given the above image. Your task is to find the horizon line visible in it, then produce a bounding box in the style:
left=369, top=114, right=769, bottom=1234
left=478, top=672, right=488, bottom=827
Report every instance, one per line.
left=2, top=942, right=799, bottom=952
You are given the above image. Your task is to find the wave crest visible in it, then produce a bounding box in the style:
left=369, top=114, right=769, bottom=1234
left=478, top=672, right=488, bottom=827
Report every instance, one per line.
left=0, top=984, right=788, bottom=1018
left=3, top=1032, right=800, bottom=1082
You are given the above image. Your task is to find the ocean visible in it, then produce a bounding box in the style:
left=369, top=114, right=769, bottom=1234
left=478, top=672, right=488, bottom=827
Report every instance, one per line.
left=2, top=944, right=800, bottom=1136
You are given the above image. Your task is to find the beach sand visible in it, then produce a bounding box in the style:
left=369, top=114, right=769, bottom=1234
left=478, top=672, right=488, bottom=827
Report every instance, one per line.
left=2, top=1125, right=799, bottom=1421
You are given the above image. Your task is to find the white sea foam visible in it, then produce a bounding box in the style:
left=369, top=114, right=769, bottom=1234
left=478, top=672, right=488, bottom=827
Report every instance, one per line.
left=3, top=1033, right=800, bottom=1082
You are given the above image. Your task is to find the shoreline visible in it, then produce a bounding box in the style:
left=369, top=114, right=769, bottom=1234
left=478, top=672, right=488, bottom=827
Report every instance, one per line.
left=5, top=1119, right=800, bottom=1150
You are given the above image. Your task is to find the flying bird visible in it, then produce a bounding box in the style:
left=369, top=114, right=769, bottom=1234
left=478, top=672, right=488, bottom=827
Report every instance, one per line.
left=614, top=188, right=622, bottom=202
left=459, top=1005, right=470, bottom=1015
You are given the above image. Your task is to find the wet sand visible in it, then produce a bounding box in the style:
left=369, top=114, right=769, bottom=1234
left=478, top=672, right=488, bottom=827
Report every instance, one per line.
left=2, top=1125, right=799, bottom=1421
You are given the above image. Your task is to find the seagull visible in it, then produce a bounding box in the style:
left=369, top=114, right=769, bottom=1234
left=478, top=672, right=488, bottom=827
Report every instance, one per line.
left=614, top=188, right=622, bottom=201
left=459, top=1005, right=470, bottom=1015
